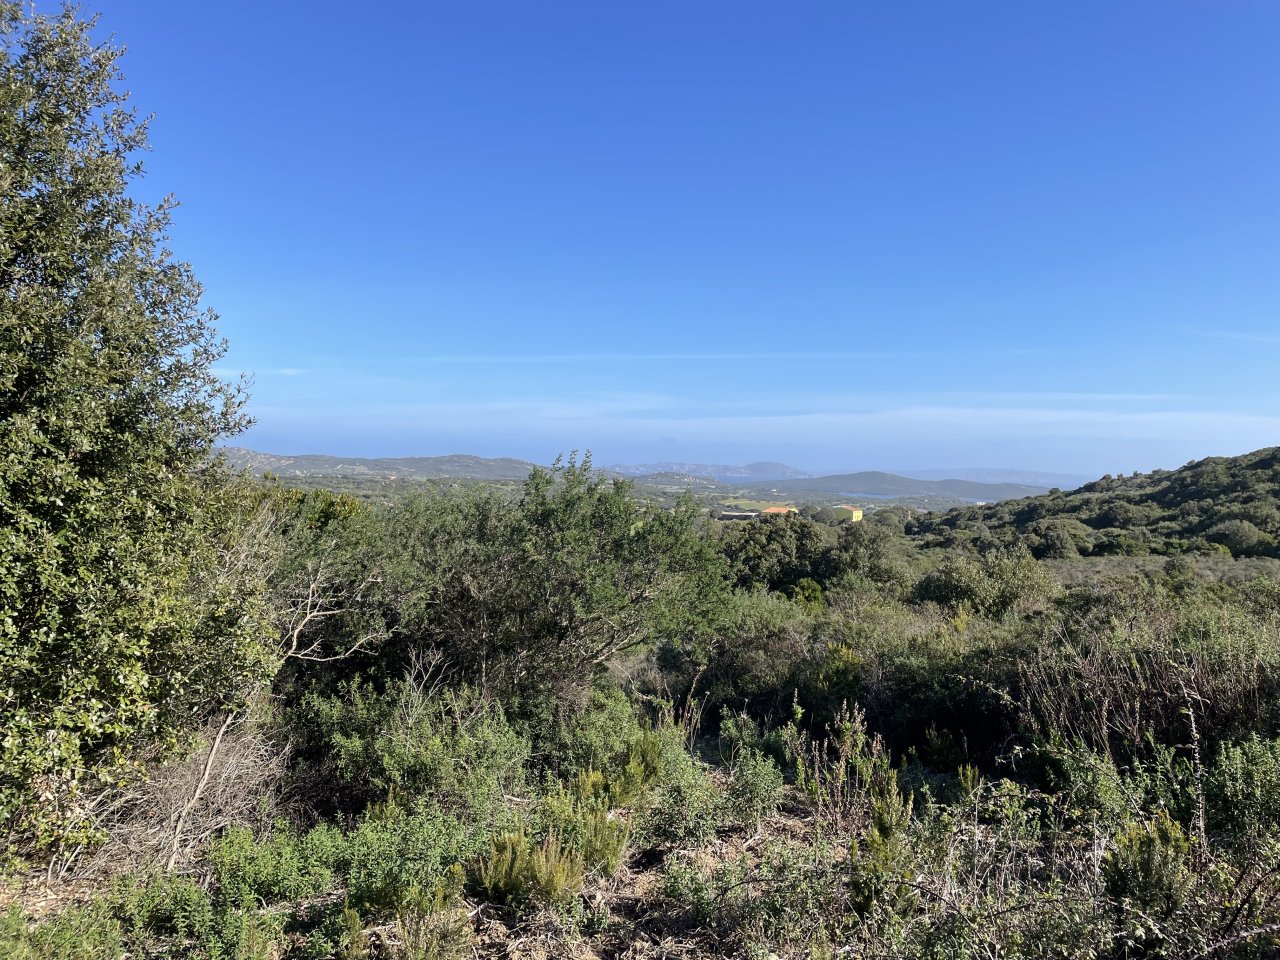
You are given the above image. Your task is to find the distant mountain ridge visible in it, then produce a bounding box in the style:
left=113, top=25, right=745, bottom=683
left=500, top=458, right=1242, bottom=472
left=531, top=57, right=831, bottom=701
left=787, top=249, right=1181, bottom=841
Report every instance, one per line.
left=605, top=461, right=812, bottom=482
left=895, top=468, right=1092, bottom=490
left=220, top=447, right=539, bottom=481
left=746, top=471, right=1047, bottom=502
left=222, top=447, right=1050, bottom=504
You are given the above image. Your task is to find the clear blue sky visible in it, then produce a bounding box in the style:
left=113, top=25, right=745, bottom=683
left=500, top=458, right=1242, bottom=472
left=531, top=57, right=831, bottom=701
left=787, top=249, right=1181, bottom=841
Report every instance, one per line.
left=93, top=1, right=1279, bottom=475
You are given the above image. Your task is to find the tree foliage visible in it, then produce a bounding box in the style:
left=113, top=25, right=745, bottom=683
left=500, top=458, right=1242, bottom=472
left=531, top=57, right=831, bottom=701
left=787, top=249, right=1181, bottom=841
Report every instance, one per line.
left=912, top=447, right=1280, bottom=559
left=0, top=3, right=271, bottom=847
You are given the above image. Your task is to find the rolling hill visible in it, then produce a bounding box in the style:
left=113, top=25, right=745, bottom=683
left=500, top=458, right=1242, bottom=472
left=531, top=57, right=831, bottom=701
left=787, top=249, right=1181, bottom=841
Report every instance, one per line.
left=910, top=446, right=1280, bottom=559
left=220, top=447, right=540, bottom=482
left=606, top=461, right=812, bottom=482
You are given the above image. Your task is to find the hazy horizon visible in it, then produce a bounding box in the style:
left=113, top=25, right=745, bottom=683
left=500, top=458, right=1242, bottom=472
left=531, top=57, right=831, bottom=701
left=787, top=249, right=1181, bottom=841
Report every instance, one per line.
left=221, top=438, right=1242, bottom=485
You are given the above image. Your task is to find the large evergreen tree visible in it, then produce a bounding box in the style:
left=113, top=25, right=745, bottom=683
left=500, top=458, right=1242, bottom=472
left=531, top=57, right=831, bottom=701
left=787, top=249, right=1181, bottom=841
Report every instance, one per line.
left=0, top=3, right=272, bottom=847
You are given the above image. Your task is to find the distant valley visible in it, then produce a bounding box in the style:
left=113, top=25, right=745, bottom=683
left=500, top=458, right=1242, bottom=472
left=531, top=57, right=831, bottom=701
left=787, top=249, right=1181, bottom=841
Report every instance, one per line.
left=222, top=447, right=1051, bottom=508
left=604, top=461, right=812, bottom=482
left=221, top=447, right=540, bottom=482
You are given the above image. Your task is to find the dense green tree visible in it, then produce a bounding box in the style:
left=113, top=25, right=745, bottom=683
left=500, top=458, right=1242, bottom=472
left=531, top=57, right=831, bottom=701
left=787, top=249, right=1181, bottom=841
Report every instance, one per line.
left=289, top=457, right=732, bottom=736
left=824, top=520, right=906, bottom=587
left=719, top=512, right=831, bottom=593
left=0, top=4, right=272, bottom=847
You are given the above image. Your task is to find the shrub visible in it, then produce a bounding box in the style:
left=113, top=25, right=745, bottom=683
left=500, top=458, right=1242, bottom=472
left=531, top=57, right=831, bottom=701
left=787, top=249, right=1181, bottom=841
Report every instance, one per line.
left=207, top=910, right=282, bottom=960
left=392, top=874, right=471, bottom=960
left=209, top=822, right=346, bottom=906
left=0, top=904, right=123, bottom=960
left=661, top=842, right=847, bottom=950
left=1102, top=812, right=1191, bottom=918
left=308, top=676, right=527, bottom=820
left=540, top=787, right=630, bottom=877
left=338, top=904, right=370, bottom=960
left=603, top=729, right=665, bottom=807
left=915, top=548, right=1054, bottom=618
left=1206, top=734, right=1280, bottom=843
left=113, top=873, right=215, bottom=944
left=476, top=827, right=585, bottom=911
left=541, top=680, right=644, bottom=775
left=784, top=702, right=901, bottom=836
left=639, top=749, right=723, bottom=847
left=723, top=749, right=784, bottom=829
left=345, top=807, right=482, bottom=915
left=107, top=872, right=290, bottom=959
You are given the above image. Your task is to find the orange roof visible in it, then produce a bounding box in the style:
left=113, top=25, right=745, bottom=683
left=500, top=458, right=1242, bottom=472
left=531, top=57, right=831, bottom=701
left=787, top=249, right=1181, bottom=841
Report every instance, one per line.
left=761, top=506, right=797, bottom=514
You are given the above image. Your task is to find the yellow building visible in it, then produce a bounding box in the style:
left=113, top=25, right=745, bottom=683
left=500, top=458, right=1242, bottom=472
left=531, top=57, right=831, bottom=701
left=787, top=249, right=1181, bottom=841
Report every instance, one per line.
left=836, top=505, right=864, bottom=522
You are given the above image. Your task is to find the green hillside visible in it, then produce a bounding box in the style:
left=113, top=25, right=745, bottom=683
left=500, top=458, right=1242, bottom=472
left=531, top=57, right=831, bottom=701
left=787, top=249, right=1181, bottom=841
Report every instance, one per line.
left=911, top=446, right=1280, bottom=558
left=221, top=446, right=540, bottom=481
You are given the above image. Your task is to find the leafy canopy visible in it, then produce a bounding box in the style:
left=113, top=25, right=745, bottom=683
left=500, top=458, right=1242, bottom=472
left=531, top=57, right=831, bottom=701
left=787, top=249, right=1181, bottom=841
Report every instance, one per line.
left=0, top=2, right=272, bottom=847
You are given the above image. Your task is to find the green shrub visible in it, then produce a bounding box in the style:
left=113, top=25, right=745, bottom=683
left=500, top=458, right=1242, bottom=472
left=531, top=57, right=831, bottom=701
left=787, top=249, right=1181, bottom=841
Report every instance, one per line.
left=640, top=749, right=723, bottom=847
left=476, top=827, right=585, bottom=911
left=724, top=749, right=784, bottom=829
left=540, top=787, right=630, bottom=877
left=209, top=822, right=346, bottom=906
left=0, top=904, right=123, bottom=960
left=1102, top=812, right=1191, bottom=918
left=1207, top=734, right=1280, bottom=843
left=207, top=909, right=282, bottom=960
left=603, top=729, right=665, bottom=806
left=108, top=872, right=289, bottom=959
left=113, top=873, right=216, bottom=944
left=661, top=843, right=846, bottom=949
left=784, top=702, right=901, bottom=836
left=308, top=678, right=528, bottom=820
left=338, top=904, right=370, bottom=960
left=916, top=548, right=1053, bottom=618
left=390, top=875, right=471, bottom=960
left=717, top=708, right=763, bottom=763
left=541, top=680, right=644, bottom=774
left=345, top=807, right=482, bottom=915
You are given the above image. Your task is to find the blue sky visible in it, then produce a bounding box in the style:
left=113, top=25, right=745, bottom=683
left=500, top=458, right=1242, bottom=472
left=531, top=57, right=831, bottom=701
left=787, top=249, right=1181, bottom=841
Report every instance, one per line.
left=94, top=1, right=1279, bottom=475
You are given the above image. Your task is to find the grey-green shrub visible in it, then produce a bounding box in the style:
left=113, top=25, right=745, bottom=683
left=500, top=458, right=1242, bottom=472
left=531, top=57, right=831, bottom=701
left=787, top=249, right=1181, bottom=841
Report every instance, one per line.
left=724, top=749, right=784, bottom=829
left=309, top=678, right=528, bottom=820
left=640, top=749, right=723, bottom=847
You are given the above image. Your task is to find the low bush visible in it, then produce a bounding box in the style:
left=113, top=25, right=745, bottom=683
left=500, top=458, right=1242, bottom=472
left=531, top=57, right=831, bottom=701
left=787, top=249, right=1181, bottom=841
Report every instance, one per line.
left=113, top=873, right=216, bottom=944
left=639, top=749, right=723, bottom=847
left=723, top=749, right=784, bottom=829
left=306, top=676, right=528, bottom=820
left=209, top=822, right=347, bottom=906
left=541, top=680, right=644, bottom=775
left=1206, top=734, right=1280, bottom=844
left=0, top=903, right=123, bottom=960
left=540, top=787, right=630, bottom=877
left=476, top=827, right=585, bottom=911
left=391, top=873, right=472, bottom=960
left=345, top=807, right=483, bottom=915
left=661, top=842, right=847, bottom=950
left=1102, top=811, right=1192, bottom=918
